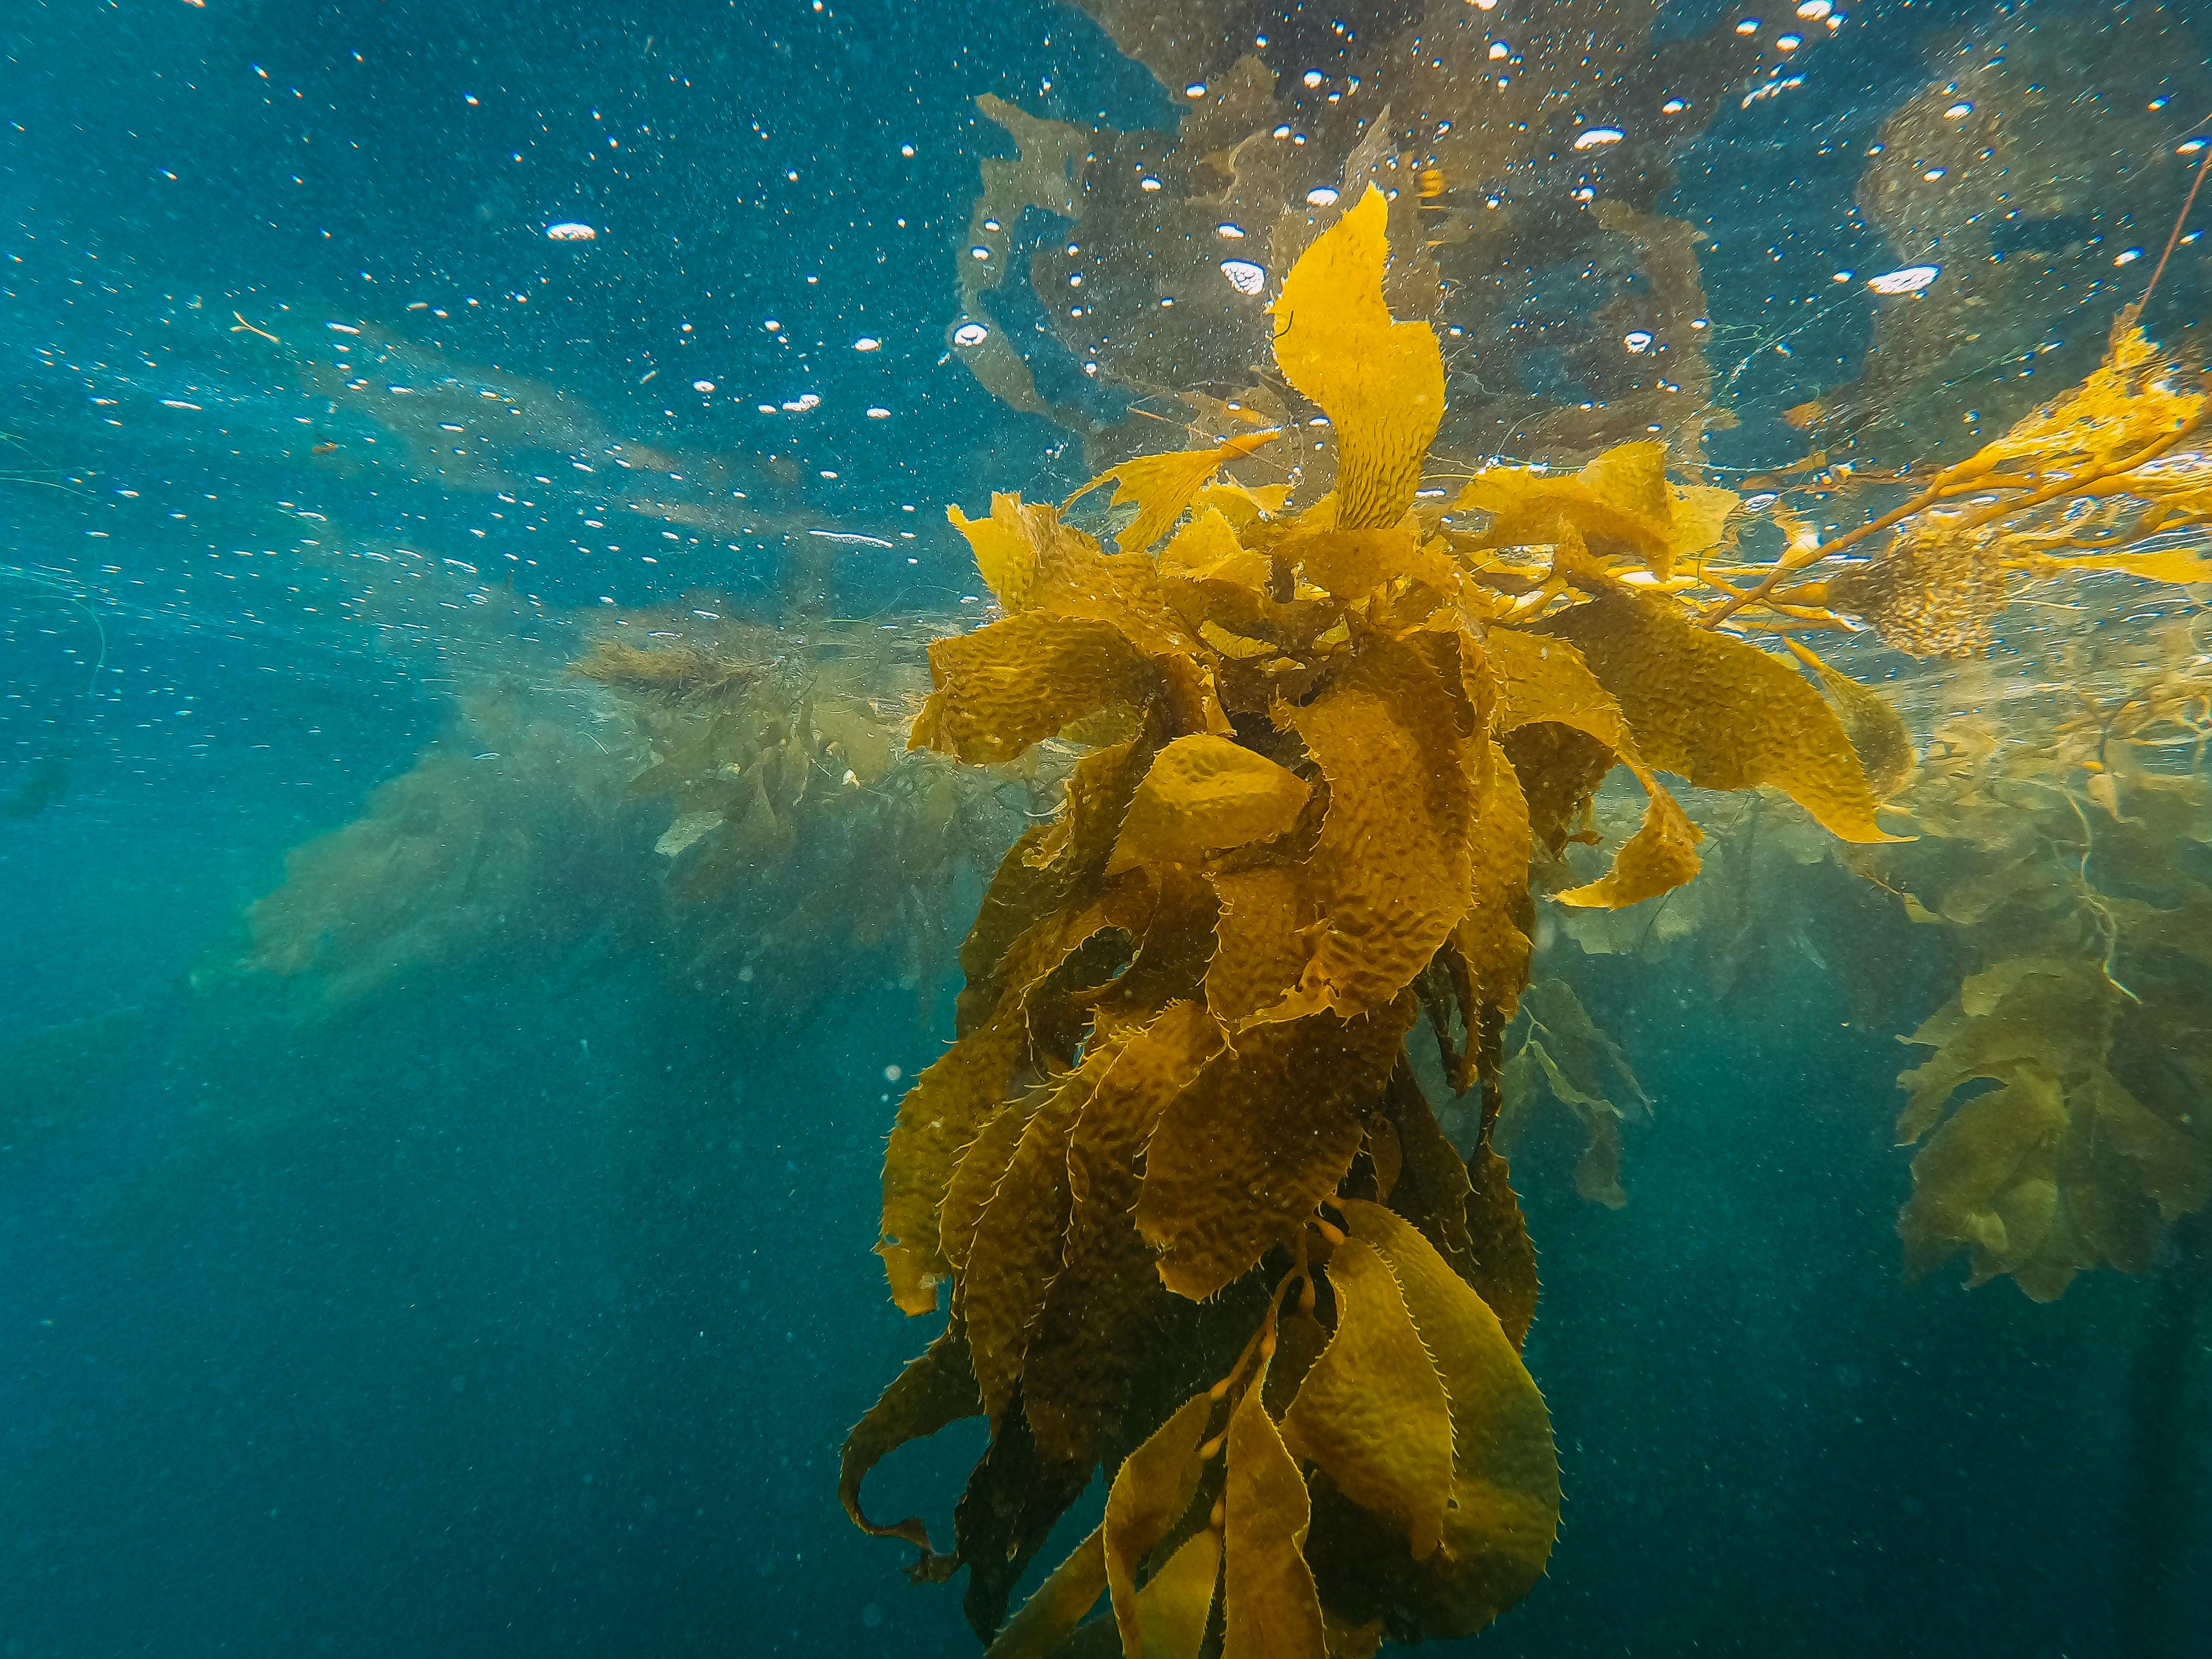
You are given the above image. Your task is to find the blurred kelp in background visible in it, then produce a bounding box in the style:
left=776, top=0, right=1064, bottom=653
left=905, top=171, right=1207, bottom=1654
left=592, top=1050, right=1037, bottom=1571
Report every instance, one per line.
left=196, top=681, right=653, bottom=1019
left=201, top=611, right=1039, bottom=1040
left=572, top=616, right=1040, bottom=1027
left=951, top=0, right=1791, bottom=472
left=1820, top=2, right=2211, bottom=461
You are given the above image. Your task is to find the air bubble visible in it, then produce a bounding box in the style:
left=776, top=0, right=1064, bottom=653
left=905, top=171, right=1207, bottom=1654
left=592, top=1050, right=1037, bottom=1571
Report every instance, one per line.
left=1622, top=330, right=1654, bottom=353
left=853, top=337, right=881, bottom=352
left=693, top=379, right=715, bottom=393
left=546, top=222, right=596, bottom=241
left=1220, top=259, right=1267, bottom=295
left=1867, top=265, right=1940, bottom=294
left=1217, top=223, right=1247, bottom=239
left=1575, top=128, right=1625, bottom=149
left=1306, top=186, right=1340, bottom=207
left=952, top=321, right=989, bottom=346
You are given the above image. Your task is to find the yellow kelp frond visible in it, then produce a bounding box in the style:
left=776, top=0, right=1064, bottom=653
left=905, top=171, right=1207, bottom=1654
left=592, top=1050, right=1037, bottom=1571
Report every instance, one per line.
left=1225, top=1358, right=1330, bottom=1659
left=1269, top=637, right=1477, bottom=1017
left=947, top=492, right=1049, bottom=611
left=1103, top=1390, right=1214, bottom=1655
left=1271, top=184, right=1445, bottom=530
left=1456, top=440, right=1740, bottom=582
left=1310, top=1199, right=1560, bottom=1641
left=1280, top=1236, right=1455, bottom=1561
left=1977, top=325, right=2205, bottom=477
left=1541, top=588, right=1901, bottom=843
left=1486, top=628, right=1703, bottom=908
left=1160, top=505, right=1272, bottom=588
left=1067, top=427, right=1285, bottom=555
left=1106, top=733, right=1310, bottom=876
left=1784, top=640, right=1917, bottom=799
left=911, top=612, right=1163, bottom=764
left=1136, top=1001, right=1415, bottom=1300
left=1712, top=326, right=2212, bottom=650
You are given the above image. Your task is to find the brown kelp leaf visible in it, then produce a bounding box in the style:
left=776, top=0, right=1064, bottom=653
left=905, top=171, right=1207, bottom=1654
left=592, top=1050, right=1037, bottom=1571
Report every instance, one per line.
left=1497, top=979, right=1651, bottom=1210
left=981, top=1525, right=1108, bottom=1659
left=1898, top=1073, right=2069, bottom=1292
left=1271, top=636, right=1475, bottom=1017
left=939, top=1094, right=1038, bottom=1280
left=913, top=611, right=1163, bottom=765
left=1224, top=1360, right=1329, bottom=1659
left=1271, top=184, right=1444, bottom=531
left=1446, top=740, right=1534, bottom=1023
left=1487, top=629, right=1703, bottom=908
left=1539, top=588, right=1901, bottom=843
left=1281, top=1236, right=1455, bottom=1560
left=880, top=997, right=1033, bottom=1314
left=1105, top=1389, right=1216, bottom=1655
left=1068, top=428, right=1285, bottom=555
left=1138, top=1001, right=1415, bottom=1300
left=1320, top=1199, right=1559, bottom=1640
left=1464, top=1147, right=1539, bottom=1350
left=1106, top=734, right=1311, bottom=876
left=1378, top=1063, right=1473, bottom=1269
left=965, top=1083, right=1083, bottom=1424
left=1783, top=639, right=1917, bottom=800
left=1134, top=1528, right=1221, bottom=1659
left=954, top=1410, right=1095, bottom=1639
left=839, top=1319, right=984, bottom=1552
left=2085, top=1067, right=2212, bottom=1222
left=1027, top=1003, right=1225, bottom=1459
left=1205, top=864, right=1316, bottom=1026
left=956, top=826, right=1065, bottom=1035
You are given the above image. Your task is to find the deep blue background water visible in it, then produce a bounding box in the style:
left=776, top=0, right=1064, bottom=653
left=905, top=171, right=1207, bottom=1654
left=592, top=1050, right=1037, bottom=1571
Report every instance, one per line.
left=3, top=1, right=2207, bottom=1655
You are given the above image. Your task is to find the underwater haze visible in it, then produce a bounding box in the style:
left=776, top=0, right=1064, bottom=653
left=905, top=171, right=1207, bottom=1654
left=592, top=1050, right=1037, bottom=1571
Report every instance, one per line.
left=3, top=1, right=2210, bottom=1656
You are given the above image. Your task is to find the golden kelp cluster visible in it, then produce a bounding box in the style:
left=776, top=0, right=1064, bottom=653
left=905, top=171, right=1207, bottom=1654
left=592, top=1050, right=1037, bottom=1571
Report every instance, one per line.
left=955, top=0, right=1789, bottom=469
left=571, top=620, right=1033, bottom=1026
left=845, top=187, right=1909, bottom=1653
left=1704, top=319, right=2212, bottom=658
left=1854, top=636, right=2212, bottom=1301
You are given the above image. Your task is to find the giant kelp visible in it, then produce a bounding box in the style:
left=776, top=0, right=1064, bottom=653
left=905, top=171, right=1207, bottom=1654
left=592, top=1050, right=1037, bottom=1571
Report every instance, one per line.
left=953, top=0, right=1798, bottom=472
left=208, top=616, right=1033, bottom=1037
left=571, top=616, right=1033, bottom=1027
left=847, top=187, right=1912, bottom=1653
left=1853, top=633, right=2212, bottom=1301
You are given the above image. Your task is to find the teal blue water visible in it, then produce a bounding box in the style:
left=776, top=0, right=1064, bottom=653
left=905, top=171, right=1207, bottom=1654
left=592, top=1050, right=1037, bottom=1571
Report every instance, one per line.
left=3, top=2, right=2205, bottom=1655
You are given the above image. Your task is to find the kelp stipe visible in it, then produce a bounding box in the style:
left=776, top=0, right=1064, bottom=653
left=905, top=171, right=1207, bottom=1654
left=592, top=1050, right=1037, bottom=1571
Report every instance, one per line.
left=842, top=187, right=1911, bottom=1654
